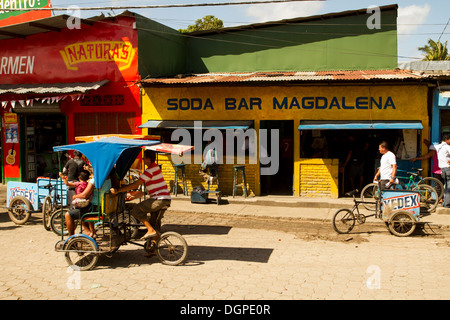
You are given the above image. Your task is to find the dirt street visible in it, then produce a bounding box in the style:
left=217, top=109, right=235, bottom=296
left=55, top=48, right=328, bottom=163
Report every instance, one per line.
left=0, top=209, right=449, bottom=301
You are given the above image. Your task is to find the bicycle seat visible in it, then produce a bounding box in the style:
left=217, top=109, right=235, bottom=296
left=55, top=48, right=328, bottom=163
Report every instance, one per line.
left=412, top=168, right=423, bottom=172
left=345, top=189, right=359, bottom=197
left=407, top=171, right=418, bottom=176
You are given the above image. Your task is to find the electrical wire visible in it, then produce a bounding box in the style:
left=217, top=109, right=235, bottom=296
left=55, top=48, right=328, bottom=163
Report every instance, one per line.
left=3, top=0, right=326, bottom=11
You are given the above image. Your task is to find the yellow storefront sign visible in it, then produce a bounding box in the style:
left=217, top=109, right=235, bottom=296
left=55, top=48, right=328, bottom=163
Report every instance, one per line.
left=60, top=40, right=136, bottom=71
left=142, top=85, right=428, bottom=121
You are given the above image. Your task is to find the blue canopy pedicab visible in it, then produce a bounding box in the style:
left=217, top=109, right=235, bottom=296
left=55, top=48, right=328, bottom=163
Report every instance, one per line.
left=53, top=137, right=188, bottom=270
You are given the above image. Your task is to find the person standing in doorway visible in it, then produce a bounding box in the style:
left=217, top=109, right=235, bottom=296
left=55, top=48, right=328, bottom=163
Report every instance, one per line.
left=411, top=139, right=443, bottom=183
left=436, top=135, right=450, bottom=207
left=373, top=141, right=397, bottom=190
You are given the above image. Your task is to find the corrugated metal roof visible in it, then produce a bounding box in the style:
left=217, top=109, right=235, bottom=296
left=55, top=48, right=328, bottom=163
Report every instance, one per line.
left=140, top=69, right=428, bottom=85
left=0, top=80, right=109, bottom=94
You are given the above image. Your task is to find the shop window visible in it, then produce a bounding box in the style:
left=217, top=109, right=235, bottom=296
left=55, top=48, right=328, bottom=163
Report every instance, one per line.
left=74, top=112, right=137, bottom=136
left=441, top=110, right=450, bottom=136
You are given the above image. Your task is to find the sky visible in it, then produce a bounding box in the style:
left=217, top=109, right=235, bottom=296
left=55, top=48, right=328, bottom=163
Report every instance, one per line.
left=49, top=0, right=450, bottom=62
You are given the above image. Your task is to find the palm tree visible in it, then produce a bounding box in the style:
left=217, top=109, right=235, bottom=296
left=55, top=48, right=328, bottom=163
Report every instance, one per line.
left=418, top=39, right=450, bottom=61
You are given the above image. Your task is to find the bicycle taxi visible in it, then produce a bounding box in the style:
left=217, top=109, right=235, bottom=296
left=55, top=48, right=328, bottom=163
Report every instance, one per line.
left=332, top=182, right=423, bottom=237
left=53, top=137, right=189, bottom=270
left=5, top=176, right=68, bottom=227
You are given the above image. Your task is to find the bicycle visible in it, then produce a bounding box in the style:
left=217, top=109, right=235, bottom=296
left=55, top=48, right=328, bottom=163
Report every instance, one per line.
left=41, top=181, right=67, bottom=231
left=361, top=176, right=439, bottom=213
left=333, top=186, right=420, bottom=237
left=396, top=168, right=443, bottom=201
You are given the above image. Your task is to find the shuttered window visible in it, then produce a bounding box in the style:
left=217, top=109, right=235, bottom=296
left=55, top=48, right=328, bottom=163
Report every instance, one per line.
left=74, top=112, right=137, bottom=136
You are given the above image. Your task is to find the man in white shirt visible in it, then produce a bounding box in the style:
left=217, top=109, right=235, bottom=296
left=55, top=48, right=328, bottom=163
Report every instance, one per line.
left=437, top=135, right=450, bottom=207
left=374, top=141, right=397, bottom=190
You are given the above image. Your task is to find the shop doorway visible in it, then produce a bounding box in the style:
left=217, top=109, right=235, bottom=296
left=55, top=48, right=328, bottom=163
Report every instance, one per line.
left=440, top=110, right=450, bottom=136
left=260, top=120, right=294, bottom=195
left=300, top=129, right=421, bottom=197
left=0, top=121, right=3, bottom=184
left=20, top=114, right=67, bottom=182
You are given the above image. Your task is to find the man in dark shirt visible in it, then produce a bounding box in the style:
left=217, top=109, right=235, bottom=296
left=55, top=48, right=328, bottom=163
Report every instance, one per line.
left=61, top=151, right=86, bottom=204
left=62, top=151, right=86, bottom=182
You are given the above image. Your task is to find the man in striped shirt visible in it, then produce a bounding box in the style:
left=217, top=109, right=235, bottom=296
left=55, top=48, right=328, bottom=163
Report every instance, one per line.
left=111, top=150, right=171, bottom=240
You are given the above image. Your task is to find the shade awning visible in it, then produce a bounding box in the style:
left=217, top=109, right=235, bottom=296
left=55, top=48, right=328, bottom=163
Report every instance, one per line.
left=0, top=80, right=109, bottom=95
left=140, top=120, right=253, bottom=130
left=146, top=143, right=194, bottom=155
left=53, top=137, right=159, bottom=188
left=298, top=121, right=423, bottom=130
left=75, top=134, right=160, bottom=142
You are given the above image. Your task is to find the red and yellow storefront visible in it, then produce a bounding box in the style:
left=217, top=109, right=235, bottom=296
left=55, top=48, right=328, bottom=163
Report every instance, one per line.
left=0, top=13, right=142, bottom=183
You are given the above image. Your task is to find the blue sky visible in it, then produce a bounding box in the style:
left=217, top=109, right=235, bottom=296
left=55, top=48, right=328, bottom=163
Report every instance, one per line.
left=50, top=0, right=450, bottom=62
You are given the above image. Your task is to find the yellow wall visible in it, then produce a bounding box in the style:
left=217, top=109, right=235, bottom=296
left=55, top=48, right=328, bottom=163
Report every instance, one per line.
left=299, top=158, right=339, bottom=198
left=142, top=84, right=429, bottom=197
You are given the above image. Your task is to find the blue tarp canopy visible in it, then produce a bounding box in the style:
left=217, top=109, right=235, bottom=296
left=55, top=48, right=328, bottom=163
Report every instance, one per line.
left=53, top=137, right=159, bottom=188
left=298, top=121, right=423, bottom=130
left=140, top=120, right=253, bottom=130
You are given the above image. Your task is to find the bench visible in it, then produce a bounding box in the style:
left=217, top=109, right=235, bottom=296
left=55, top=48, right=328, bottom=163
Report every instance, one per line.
left=81, top=192, right=123, bottom=223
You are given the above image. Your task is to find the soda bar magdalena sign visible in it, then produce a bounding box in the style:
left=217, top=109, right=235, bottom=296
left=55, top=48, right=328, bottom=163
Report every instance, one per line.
left=166, top=96, right=396, bottom=111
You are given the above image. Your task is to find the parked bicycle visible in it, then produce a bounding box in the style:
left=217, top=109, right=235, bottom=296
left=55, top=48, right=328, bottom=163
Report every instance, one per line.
left=396, top=168, right=443, bottom=201
left=42, top=181, right=67, bottom=231
left=361, top=170, right=439, bottom=213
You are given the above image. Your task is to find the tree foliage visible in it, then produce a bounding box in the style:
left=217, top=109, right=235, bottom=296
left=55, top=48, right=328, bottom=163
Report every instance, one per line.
left=418, top=39, right=450, bottom=61
left=179, top=15, right=224, bottom=33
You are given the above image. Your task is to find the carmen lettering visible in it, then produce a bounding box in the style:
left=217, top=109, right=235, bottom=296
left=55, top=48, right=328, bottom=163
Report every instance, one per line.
left=0, top=56, right=35, bottom=75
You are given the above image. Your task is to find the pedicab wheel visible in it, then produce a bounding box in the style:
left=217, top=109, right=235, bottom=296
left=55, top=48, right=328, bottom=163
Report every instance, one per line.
left=360, top=183, right=379, bottom=211
left=42, top=195, right=53, bottom=231
left=64, top=236, right=99, bottom=271
left=155, top=231, right=188, bottom=266
left=8, top=196, right=32, bottom=225
left=332, top=209, right=356, bottom=234
left=50, top=208, right=70, bottom=236
left=388, top=210, right=416, bottom=237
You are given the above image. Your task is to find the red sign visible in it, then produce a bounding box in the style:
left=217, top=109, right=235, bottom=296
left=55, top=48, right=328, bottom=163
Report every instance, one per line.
left=2, top=112, right=20, bottom=178
left=0, top=15, right=139, bottom=84
left=0, top=0, right=52, bottom=28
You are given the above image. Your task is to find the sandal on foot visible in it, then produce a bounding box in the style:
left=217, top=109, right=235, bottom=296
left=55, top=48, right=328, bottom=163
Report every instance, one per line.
left=140, top=232, right=157, bottom=240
